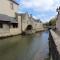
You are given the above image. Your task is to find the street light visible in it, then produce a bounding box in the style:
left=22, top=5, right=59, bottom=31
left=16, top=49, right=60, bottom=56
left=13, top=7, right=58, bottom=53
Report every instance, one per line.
left=56, top=6, right=60, bottom=14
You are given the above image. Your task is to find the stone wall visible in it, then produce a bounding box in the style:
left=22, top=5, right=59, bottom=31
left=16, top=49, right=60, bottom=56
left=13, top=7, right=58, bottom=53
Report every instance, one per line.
left=10, top=28, right=20, bottom=35
left=49, top=30, right=60, bottom=60
left=0, top=0, right=18, bottom=17
left=0, top=23, right=10, bottom=34
left=56, top=15, right=60, bottom=31
left=35, top=22, right=44, bottom=31
left=17, top=13, right=44, bottom=33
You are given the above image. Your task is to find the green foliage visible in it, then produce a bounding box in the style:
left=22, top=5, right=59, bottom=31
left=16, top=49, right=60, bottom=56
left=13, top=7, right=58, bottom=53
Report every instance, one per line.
left=49, top=18, right=56, bottom=26
left=44, top=22, right=49, bottom=26
left=44, top=17, right=56, bottom=26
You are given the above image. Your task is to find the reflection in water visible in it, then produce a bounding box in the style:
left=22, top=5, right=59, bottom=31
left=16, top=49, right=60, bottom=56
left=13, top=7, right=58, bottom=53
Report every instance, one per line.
left=0, top=31, right=49, bottom=60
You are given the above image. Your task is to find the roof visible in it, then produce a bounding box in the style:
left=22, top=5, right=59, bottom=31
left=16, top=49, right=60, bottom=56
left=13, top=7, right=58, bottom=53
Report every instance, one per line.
left=9, top=0, right=19, bottom=5
left=0, top=14, right=18, bottom=23
left=16, top=13, right=26, bottom=16
left=0, top=14, right=10, bottom=22
left=32, top=18, right=42, bottom=23
left=10, top=17, right=18, bottom=23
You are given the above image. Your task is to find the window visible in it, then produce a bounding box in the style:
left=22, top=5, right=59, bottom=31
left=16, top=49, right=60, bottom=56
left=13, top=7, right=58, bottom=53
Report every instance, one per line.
left=12, top=23, right=18, bottom=28
left=0, top=23, right=3, bottom=28
left=10, top=2, right=14, bottom=9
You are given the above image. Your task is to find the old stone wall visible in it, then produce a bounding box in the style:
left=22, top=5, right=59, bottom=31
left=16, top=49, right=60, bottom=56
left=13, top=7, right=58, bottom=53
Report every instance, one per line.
left=0, top=24, right=10, bottom=34
left=49, top=30, right=60, bottom=60
left=0, top=0, right=18, bottom=17
left=56, top=15, right=60, bottom=31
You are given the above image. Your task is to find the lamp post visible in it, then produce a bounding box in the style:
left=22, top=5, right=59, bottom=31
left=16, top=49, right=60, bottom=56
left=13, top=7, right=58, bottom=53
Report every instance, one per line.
left=56, top=6, right=60, bottom=14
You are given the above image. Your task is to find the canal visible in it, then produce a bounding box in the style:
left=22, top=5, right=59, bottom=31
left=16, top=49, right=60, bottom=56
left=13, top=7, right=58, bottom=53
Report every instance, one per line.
left=0, top=31, right=49, bottom=60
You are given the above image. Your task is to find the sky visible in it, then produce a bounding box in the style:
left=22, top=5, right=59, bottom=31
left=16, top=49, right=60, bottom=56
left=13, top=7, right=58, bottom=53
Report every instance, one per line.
left=16, top=0, right=60, bottom=23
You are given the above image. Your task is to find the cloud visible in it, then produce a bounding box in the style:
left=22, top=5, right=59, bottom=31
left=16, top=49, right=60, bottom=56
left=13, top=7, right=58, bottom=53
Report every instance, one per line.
left=18, top=0, right=60, bottom=22
left=21, top=0, right=32, bottom=8
left=20, top=0, right=60, bottom=12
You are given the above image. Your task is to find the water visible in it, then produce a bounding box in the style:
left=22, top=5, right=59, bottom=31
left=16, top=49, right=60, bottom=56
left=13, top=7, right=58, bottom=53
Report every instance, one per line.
left=0, top=31, right=49, bottom=60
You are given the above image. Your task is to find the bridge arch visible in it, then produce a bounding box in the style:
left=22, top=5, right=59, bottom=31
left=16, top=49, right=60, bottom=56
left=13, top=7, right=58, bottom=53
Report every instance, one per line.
left=26, top=25, right=33, bottom=30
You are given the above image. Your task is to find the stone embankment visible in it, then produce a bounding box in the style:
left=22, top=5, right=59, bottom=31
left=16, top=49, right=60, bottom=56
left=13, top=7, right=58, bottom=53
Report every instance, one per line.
left=49, top=30, right=60, bottom=60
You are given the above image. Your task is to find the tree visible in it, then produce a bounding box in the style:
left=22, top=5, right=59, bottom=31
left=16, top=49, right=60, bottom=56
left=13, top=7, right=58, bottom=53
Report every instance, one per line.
left=49, top=17, right=56, bottom=26
left=43, top=17, right=56, bottom=27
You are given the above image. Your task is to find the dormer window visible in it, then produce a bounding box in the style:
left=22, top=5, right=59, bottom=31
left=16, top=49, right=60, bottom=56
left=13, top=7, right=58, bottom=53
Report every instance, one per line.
left=10, top=2, right=14, bottom=9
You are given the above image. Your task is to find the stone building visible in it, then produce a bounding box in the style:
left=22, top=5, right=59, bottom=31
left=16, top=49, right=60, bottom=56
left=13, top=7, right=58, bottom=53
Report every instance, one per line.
left=0, top=0, right=20, bottom=37
left=17, top=13, right=44, bottom=33
left=56, top=6, right=60, bottom=31
left=30, top=16, right=44, bottom=32
left=0, top=0, right=19, bottom=17
left=0, top=0, right=44, bottom=37
left=33, top=19, right=44, bottom=32
left=17, top=13, right=33, bottom=33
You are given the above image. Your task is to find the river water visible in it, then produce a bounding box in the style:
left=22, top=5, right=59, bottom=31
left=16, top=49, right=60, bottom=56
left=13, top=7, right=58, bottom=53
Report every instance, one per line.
left=0, top=31, right=49, bottom=60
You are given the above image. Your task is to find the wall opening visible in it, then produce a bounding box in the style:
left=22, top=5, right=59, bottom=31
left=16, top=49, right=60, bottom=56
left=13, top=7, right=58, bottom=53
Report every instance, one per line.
left=26, top=25, right=32, bottom=30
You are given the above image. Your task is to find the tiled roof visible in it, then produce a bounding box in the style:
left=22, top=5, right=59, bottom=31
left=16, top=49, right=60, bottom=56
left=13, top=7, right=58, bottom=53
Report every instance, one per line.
left=10, top=17, right=18, bottom=23
left=0, top=14, right=18, bottom=23
left=0, top=14, right=10, bottom=22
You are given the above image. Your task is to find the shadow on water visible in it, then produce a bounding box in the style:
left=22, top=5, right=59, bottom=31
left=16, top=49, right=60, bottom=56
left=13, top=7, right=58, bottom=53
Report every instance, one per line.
left=0, top=31, right=49, bottom=60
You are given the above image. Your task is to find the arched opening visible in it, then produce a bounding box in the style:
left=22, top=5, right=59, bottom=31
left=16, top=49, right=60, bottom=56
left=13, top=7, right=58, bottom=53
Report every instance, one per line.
left=26, top=25, right=32, bottom=30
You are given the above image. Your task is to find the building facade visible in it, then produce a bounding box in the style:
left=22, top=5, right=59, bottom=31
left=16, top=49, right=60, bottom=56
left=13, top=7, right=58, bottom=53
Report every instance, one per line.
left=17, top=13, right=44, bottom=33
left=0, top=0, right=19, bottom=17
left=0, top=0, right=44, bottom=37
left=0, top=0, right=20, bottom=37
left=56, top=6, right=60, bottom=31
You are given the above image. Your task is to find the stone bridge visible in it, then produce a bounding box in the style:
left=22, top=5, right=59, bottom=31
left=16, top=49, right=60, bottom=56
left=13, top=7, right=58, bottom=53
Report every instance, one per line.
left=17, top=13, right=44, bottom=33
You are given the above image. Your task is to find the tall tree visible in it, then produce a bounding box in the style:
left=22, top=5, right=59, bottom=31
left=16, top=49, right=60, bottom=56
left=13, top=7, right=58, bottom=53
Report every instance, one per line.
left=49, top=17, right=56, bottom=26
